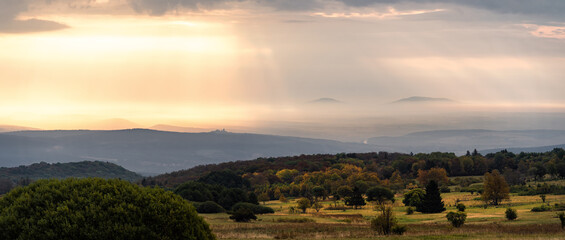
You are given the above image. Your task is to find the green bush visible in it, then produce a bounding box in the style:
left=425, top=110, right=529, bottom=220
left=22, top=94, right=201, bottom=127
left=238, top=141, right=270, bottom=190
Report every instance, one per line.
left=440, top=186, right=451, bottom=193
left=406, top=206, right=415, bottom=215
left=371, top=206, right=397, bottom=235
left=229, top=207, right=257, bottom=222
left=231, top=202, right=274, bottom=214
left=0, top=178, right=215, bottom=240
left=531, top=204, right=551, bottom=212
left=403, top=188, right=425, bottom=207
left=195, top=201, right=226, bottom=213
left=456, top=203, right=466, bottom=212
left=505, top=208, right=517, bottom=220
left=446, top=211, right=467, bottom=228
left=391, top=225, right=407, bottom=235
left=557, top=212, right=565, bottom=229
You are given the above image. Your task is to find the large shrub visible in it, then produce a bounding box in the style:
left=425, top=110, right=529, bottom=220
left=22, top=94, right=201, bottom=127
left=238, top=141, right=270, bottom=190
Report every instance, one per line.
left=371, top=206, right=406, bottom=235
left=231, top=202, right=274, bottom=214
left=456, top=203, right=466, bottom=212
left=446, top=211, right=467, bottom=228
left=229, top=207, right=257, bottom=222
left=505, top=208, right=517, bottom=220
left=366, top=186, right=395, bottom=204
left=194, top=201, right=226, bottom=213
left=0, top=178, right=215, bottom=240
left=371, top=206, right=397, bottom=235
left=403, top=188, right=425, bottom=207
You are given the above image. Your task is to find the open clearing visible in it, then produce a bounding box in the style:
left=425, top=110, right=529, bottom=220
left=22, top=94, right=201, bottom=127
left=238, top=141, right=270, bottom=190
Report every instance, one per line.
left=201, top=192, right=565, bottom=239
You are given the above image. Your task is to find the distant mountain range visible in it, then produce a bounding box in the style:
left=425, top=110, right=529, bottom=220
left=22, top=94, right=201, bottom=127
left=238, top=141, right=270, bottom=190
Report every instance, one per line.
left=0, top=129, right=376, bottom=175
left=480, top=144, right=565, bottom=155
left=393, top=96, right=453, bottom=103
left=0, top=161, right=141, bottom=182
left=367, top=129, right=565, bottom=155
left=308, top=98, right=342, bottom=104
left=0, top=125, right=40, bottom=133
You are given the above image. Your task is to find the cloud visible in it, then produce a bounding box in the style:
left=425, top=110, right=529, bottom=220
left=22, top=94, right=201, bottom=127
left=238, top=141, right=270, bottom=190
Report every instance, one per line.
left=129, top=0, right=248, bottom=15
left=335, top=0, right=565, bottom=17
left=0, top=18, right=68, bottom=33
left=0, top=0, right=68, bottom=33
left=523, top=24, right=565, bottom=40
left=311, top=7, right=445, bottom=19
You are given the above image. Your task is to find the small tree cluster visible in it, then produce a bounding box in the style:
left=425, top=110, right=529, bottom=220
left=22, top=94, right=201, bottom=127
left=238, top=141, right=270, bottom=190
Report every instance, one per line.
left=345, top=187, right=366, bottom=209
left=446, top=211, right=467, bottom=228
left=297, top=198, right=311, bottom=213
left=371, top=206, right=406, bottom=235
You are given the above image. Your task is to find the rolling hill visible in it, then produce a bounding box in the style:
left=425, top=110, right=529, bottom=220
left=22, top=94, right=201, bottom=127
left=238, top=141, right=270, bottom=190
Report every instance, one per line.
left=0, top=129, right=377, bottom=174
left=367, top=129, right=565, bottom=155
left=0, top=161, right=141, bottom=182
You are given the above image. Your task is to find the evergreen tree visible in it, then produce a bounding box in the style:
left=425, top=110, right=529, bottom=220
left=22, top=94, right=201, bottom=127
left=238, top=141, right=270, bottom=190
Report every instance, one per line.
left=417, top=180, right=445, bottom=213
left=248, top=192, right=259, bottom=205
left=345, top=186, right=366, bottom=209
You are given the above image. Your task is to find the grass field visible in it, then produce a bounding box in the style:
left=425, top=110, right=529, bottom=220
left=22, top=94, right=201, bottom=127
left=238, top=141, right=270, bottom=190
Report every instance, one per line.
left=201, top=191, right=565, bottom=239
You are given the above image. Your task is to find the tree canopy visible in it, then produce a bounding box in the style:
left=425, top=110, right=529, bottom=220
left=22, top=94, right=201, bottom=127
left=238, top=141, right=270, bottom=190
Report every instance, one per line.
left=482, top=170, right=510, bottom=205
left=0, top=178, right=215, bottom=240
left=366, top=186, right=395, bottom=204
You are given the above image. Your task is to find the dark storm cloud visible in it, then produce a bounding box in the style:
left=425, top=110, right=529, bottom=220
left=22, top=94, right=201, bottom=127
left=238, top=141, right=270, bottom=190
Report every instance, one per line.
left=129, top=0, right=322, bottom=15
left=336, top=0, right=565, bottom=16
left=0, top=0, right=68, bottom=33
left=126, top=0, right=565, bottom=20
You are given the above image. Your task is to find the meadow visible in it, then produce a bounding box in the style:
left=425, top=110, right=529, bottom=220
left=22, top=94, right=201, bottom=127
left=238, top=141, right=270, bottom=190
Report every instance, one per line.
left=201, top=191, right=565, bottom=239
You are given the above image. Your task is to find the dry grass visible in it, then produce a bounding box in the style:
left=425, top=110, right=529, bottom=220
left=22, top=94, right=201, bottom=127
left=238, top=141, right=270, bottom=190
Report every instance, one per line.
left=209, top=220, right=565, bottom=239
left=202, top=191, right=565, bottom=239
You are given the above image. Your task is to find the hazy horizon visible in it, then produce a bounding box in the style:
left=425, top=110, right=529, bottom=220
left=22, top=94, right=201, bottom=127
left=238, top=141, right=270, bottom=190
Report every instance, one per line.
left=2, top=0, right=565, bottom=142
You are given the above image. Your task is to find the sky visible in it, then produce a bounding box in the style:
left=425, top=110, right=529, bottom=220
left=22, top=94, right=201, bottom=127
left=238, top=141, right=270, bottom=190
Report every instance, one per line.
left=1, top=0, right=565, bottom=140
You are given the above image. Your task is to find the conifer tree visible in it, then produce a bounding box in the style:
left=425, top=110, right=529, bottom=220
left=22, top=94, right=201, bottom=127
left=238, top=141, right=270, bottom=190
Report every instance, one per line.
left=417, top=180, right=445, bottom=213
left=345, top=186, right=366, bottom=209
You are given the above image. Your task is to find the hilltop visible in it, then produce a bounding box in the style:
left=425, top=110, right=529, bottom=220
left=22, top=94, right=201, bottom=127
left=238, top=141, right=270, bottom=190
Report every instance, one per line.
left=0, top=161, right=141, bottom=182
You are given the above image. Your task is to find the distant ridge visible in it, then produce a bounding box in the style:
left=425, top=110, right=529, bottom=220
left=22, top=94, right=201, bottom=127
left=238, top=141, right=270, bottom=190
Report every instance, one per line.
left=0, top=129, right=376, bottom=174
left=309, top=98, right=342, bottom=104
left=367, top=129, right=565, bottom=155
left=0, top=125, right=40, bottom=132
left=393, top=96, right=453, bottom=103
left=480, top=144, right=565, bottom=155
left=0, top=161, right=141, bottom=182
left=150, top=124, right=211, bottom=133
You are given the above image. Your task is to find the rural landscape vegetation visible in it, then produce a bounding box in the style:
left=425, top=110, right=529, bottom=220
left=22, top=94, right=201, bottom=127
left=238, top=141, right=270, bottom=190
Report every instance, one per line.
left=3, top=148, right=565, bottom=239
left=2, top=0, right=565, bottom=239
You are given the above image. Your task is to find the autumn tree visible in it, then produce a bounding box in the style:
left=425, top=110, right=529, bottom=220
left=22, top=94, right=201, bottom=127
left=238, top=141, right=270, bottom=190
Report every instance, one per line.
left=417, top=168, right=449, bottom=186
left=297, top=198, right=311, bottom=213
left=276, top=169, right=299, bottom=184
left=482, top=170, right=510, bottom=205
left=337, top=186, right=353, bottom=200
left=258, top=192, right=270, bottom=205
left=312, top=186, right=326, bottom=201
